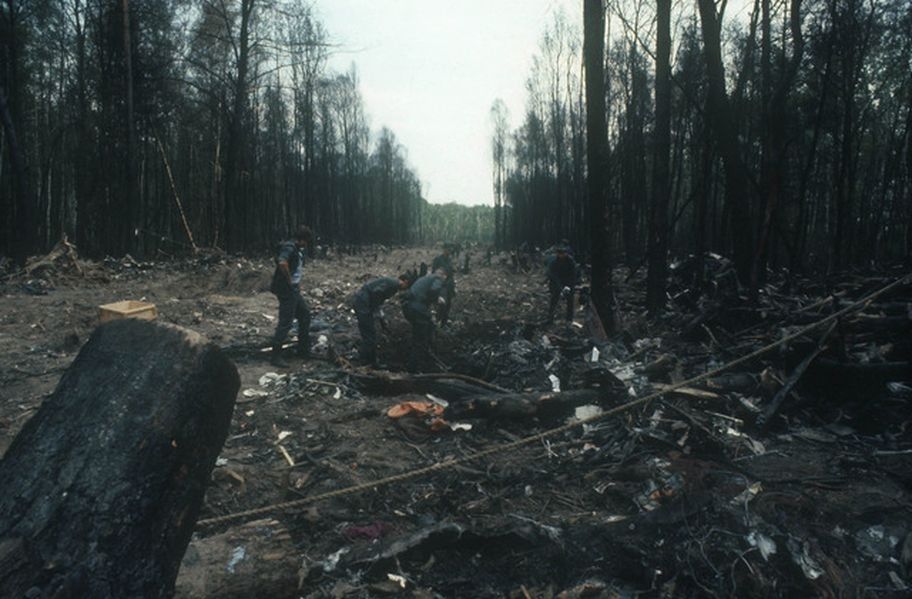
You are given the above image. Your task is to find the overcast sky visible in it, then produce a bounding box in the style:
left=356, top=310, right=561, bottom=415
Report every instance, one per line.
left=317, top=0, right=581, bottom=207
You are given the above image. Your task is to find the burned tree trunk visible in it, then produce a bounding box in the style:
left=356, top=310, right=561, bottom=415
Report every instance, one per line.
left=0, top=319, right=240, bottom=598
left=697, top=0, right=755, bottom=285
left=0, top=83, right=36, bottom=266
left=646, top=0, right=672, bottom=313
left=584, top=0, right=616, bottom=334
left=445, top=389, right=620, bottom=422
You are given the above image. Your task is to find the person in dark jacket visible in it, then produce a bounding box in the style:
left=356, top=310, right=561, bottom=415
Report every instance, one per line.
left=546, top=243, right=578, bottom=323
left=401, top=272, right=446, bottom=371
left=353, top=274, right=413, bottom=366
left=431, top=244, right=456, bottom=325
left=269, top=225, right=313, bottom=367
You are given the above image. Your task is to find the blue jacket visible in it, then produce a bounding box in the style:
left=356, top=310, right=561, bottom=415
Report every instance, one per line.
left=355, top=277, right=400, bottom=311
left=403, top=274, right=445, bottom=307
left=546, top=254, right=577, bottom=288
left=270, top=241, right=305, bottom=296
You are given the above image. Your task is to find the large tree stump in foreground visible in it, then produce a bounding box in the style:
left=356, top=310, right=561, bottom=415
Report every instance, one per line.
left=0, top=319, right=240, bottom=598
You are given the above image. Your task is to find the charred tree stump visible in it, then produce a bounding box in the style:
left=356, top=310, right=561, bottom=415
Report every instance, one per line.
left=0, top=319, right=240, bottom=598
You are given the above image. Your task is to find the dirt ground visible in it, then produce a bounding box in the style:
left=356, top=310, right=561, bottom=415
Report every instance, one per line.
left=1, top=247, right=911, bottom=598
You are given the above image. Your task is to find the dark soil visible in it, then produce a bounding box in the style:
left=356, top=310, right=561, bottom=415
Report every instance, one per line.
left=1, top=248, right=910, bottom=598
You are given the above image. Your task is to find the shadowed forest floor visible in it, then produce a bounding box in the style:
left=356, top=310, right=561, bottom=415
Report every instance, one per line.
left=1, top=248, right=911, bottom=598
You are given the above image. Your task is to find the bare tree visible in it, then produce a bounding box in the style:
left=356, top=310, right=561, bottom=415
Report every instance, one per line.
left=646, top=0, right=671, bottom=313
left=584, top=0, right=615, bottom=333
left=490, top=98, right=510, bottom=249
left=697, top=0, right=755, bottom=285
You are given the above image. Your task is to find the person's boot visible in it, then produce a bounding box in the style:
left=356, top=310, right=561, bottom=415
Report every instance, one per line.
left=406, top=350, right=420, bottom=373
left=271, top=346, right=290, bottom=368
left=295, top=337, right=311, bottom=359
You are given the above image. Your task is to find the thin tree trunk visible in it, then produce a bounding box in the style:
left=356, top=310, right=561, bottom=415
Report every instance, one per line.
left=691, top=108, right=713, bottom=291
left=224, top=0, right=255, bottom=251
left=122, top=0, right=137, bottom=255
left=697, top=0, right=755, bottom=286
left=752, top=0, right=803, bottom=289
left=584, top=0, right=615, bottom=334
left=793, top=44, right=831, bottom=272
left=0, top=84, right=34, bottom=266
left=646, top=0, right=671, bottom=313
left=905, top=84, right=912, bottom=264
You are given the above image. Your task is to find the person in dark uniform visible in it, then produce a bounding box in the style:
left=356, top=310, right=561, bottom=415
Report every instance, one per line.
left=353, top=273, right=413, bottom=366
left=431, top=244, right=456, bottom=325
left=546, top=243, right=578, bottom=324
left=401, top=272, right=446, bottom=371
left=269, top=225, right=313, bottom=367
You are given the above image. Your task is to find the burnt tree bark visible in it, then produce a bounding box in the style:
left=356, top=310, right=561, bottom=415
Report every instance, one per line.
left=584, top=0, right=616, bottom=334
left=752, top=0, right=804, bottom=289
left=223, top=0, right=256, bottom=251
left=0, top=82, right=35, bottom=266
left=0, top=319, right=240, bottom=598
left=697, top=0, right=755, bottom=286
left=120, top=0, right=137, bottom=255
left=905, top=81, right=912, bottom=265
left=646, top=0, right=672, bottom=313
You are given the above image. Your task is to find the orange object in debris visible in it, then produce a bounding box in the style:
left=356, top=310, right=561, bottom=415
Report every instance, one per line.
left=386, top=401, right=445, bottom=419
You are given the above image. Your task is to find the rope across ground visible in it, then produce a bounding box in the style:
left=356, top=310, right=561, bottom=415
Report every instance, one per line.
left=197, top=273, right=911, bottom=528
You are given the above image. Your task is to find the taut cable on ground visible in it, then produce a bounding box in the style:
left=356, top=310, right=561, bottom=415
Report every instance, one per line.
left=196, top=273, right=911, bottom=528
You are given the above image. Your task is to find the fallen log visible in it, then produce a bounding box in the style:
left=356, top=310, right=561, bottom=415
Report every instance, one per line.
left=352, top=371, right=505, bottom=399
left=0, top=319, right=239, bottom=598
left=807, top=359, right=912, bottom=390
left=175, top=519, right=298, bottom=598
left=844, top=314, right=912, bottom=334
left=757, top=322, right=836, bottom=430
left=411, top=372, right=510, bottom=394
left=636, top=353, right=677, bottom=380
left=445, top=389, right=614, bottom=422
left=704, top=372, right=759, bottom=393
left=849, top=301, right=912, bottom=316
left=757, top=346, right=826, bottom=431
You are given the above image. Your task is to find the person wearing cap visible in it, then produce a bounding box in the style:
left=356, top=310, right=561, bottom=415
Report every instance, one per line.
left=353, top=273, right=414, bottom=366
left=269, top=224, right=313, bottom=367
left=545, top=242, right=578, bottom=324
left=431, top=244, right=456, bottom=325
left=400, top=272, right=447, bottom=371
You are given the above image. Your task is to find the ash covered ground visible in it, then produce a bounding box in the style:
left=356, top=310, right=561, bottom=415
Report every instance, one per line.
left=1, top=247, right=911, bottom=598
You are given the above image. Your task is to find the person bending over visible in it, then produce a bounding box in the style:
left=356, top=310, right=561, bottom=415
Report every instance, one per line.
left=400, top=272, right=446, bottom=371
left=353, top=273, right=414, bottom=366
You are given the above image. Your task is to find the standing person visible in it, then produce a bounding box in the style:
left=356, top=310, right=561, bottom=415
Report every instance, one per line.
left=546, top=243, right=578, bottom=324
left=353, top=273, right=413, bottom=366
left=431, top=244, right=456, bottom=325
left=269, top=225, right=313, bottom=367
left=400, top=272, right=446, bottom=371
